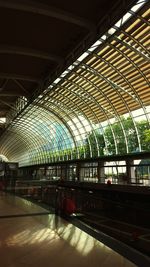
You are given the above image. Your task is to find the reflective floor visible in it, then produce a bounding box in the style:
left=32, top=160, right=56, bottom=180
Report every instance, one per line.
left=0, top=194, right=138, bottom=267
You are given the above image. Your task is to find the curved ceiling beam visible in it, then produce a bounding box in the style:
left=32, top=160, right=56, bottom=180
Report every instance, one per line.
left=0, top=109, right=9, bottom=113
left=0, top=79, right=29, bottom=97
left=0, top=92, right=21, bottom=96
left=0, top=72, right=40, bottom=83
left=0, top=45, right=63, bottom=63
left=13, top=80, right=30, bottom=96
left=0, top=79, right=8, bottom=89
left=0, top=99, right=16, bottom=109
left=0, top=0, right=95, bottom=31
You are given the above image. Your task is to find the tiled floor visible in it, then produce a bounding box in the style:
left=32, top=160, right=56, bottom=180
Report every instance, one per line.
left=0, top=194, right=137, bottom=267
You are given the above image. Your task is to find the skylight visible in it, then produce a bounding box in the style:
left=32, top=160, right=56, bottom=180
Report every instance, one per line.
left=46, top=0, right=146, bottom=92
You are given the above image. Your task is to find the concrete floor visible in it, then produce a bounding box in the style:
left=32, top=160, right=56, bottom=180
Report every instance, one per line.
left=0, top=194, right=137, bottom=267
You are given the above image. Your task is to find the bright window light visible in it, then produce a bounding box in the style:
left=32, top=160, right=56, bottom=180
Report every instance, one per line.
left=0, top=117, right=6, bottom=123
left=53, top=78, right=61, bottom=84
left=122, top=12, right=132, bottom=24
left=77, top=52, right=89, bottom=62
left=88, top=40, right=103, bottom=52
left=108, top=28, right=117, bottom=35
left=131, top=1, right=145, bottom=13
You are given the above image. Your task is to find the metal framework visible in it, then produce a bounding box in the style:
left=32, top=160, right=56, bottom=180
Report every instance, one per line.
left=0, top=1, right=149, bottom=167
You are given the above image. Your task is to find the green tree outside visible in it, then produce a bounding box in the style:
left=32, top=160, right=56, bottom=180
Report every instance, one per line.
left=85, top=117, right=150, bottom=156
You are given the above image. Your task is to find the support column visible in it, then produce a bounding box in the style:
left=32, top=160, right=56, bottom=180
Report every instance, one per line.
left=76, top=162, right=80, bottom=182
left=98, top=161, right=105, bottom=183
left=79, top=164, right=85, bottom=182
left=61, top=164, right=67, bottom=181
left=126, top=159, right=136, bottom=184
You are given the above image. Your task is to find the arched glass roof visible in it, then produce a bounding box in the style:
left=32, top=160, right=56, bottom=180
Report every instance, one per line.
left=0, top=0, right=149, bottom=166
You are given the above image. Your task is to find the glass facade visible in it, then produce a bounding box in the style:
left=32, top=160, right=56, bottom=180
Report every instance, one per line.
left=0, top=1, right=149, bottom=167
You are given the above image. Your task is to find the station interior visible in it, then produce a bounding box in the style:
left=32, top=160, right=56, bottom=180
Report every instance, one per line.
left=0, top=1, right=150, bottom=266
